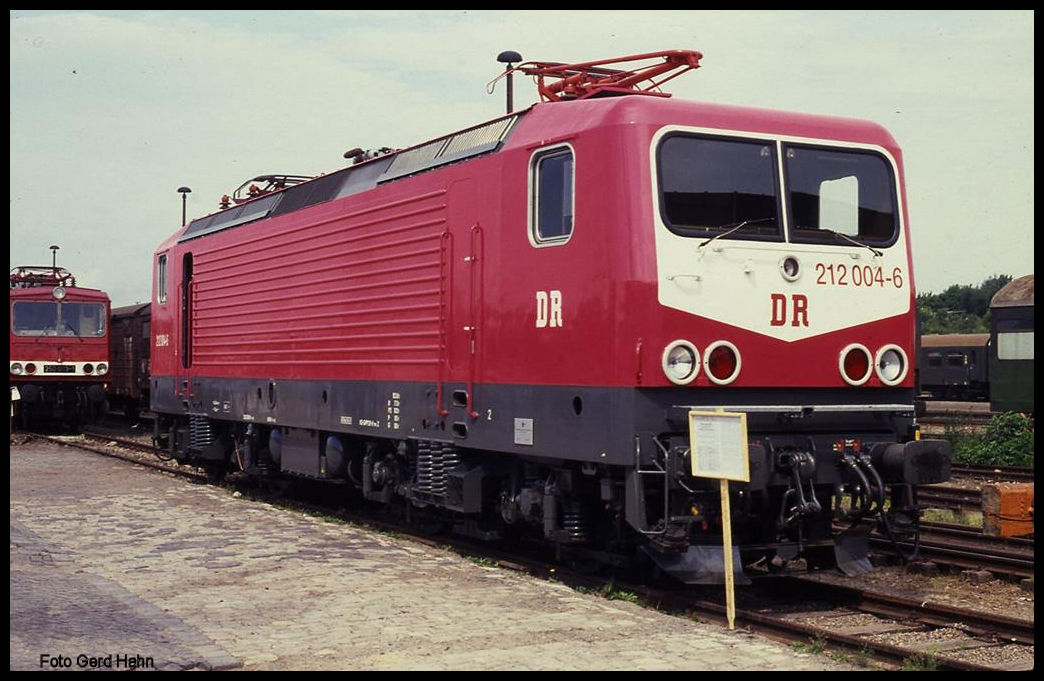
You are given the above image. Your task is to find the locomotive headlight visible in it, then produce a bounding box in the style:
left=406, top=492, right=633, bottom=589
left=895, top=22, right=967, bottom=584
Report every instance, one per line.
left=52, top=286, right=67, bottom=300
left=83, top=364, right=94, bottom=375
left=11, top=363, right=23, bottom=375
left=704, top=341, right=741, bottom=385
left=96, top=363, right=108, bottom=375
left=839, top=344, right=873, bottom=386
left=875, top=345, right=908, bottom=385
left=662, top=340, right=700, bottom=385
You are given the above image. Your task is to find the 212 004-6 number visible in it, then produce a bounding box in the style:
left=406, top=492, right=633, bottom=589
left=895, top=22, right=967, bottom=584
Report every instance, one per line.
left=814, top=263, right=903, bottom=289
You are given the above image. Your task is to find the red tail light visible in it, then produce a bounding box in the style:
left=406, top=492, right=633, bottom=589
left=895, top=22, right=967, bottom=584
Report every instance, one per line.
left=704, top=342, right=740, bottom=384
left=839, top=344, right=872, bottom=385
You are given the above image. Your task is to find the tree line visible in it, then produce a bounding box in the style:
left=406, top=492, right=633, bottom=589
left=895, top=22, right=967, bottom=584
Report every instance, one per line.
left=917, top=275, right=1012, bottom=335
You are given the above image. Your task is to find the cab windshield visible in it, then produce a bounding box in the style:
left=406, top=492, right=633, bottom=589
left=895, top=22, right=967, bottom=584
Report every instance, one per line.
left=12, top=301, right=107, bottom=337
left=657, top=133, right=899, bottom=247
left=785, top=144, right=898, bottom=246
left=657, top=134, right=782, bottom=240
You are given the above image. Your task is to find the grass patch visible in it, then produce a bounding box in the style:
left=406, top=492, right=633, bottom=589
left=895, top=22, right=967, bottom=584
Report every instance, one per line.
left=791, top=635, right=828, bottom=655
left=465, top=555, right=500, bottom=568
left=945, top=412, right=1034, bottom=468
left=849, top=646, right=872, bottom=668
left=900, top=648, right=940, bottom=671
left=921, top=507, right=983, bottom=527
left=599, top=579, right=640, bottom=603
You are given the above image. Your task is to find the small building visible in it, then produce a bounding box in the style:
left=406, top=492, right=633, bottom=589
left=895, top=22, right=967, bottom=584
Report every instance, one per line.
left=989, top=275, right=1033, bottom=413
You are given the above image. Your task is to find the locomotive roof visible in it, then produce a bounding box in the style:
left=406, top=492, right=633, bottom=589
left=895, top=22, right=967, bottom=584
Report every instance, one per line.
left=9, top=284, right=109, bottom=301
left=170, top=94, right=901, bottom=248
left=990, top=274, right=1034, bottom=308
left=510, top=95, right=901, bottom=151
left=176, top=111, right=522, bottom=244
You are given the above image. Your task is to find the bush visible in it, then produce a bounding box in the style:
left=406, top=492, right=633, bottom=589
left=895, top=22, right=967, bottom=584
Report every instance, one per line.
left=947, top=412, right=1034, bottom=467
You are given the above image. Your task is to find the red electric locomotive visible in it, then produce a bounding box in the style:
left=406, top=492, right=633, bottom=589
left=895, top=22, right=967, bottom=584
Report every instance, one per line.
left=150, top=51, right=950, bottom=582
left=10, top=255, right=111, bottom=429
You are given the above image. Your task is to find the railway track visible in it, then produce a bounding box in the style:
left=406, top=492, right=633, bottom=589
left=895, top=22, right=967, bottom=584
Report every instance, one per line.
left=870, top=531, right=1034, bottom=582
left=898, top=483, right=1035, bottom=579
left=951, top=463, right=1034, bottom=482
left=659, top=576, right=1034, bottom=671
left=456, top=549, right=1036, bottom=670
left=23, top=428, right=1035, bottom=671
left=918, top=484, right=983, bottom=513
left=47, top=428, right=208, bottom=482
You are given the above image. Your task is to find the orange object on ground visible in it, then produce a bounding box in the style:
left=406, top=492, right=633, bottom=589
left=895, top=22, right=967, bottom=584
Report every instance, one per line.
left=982, top=483, right=1034, bottom=537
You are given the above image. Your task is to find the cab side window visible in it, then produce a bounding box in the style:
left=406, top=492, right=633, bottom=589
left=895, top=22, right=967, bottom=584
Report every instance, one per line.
left=156, top=254, right=168, bottom=304
left=531, top=146, right=574, bottom=245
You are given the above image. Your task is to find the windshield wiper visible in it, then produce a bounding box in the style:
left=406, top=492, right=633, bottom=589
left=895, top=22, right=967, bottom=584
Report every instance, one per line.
left=697, top=217, right=775, bottom=251
left=63, top=320, right=85, bottom=342
left=820, top=228, right=883, bottom=258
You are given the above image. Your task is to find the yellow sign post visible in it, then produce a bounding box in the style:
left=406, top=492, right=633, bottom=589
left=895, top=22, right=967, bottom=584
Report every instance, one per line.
left=688, top=409, right=749, bottom=630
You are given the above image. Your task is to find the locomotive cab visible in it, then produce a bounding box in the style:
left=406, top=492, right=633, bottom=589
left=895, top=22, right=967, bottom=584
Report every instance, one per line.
left=628, top=107, right=952, bottom=579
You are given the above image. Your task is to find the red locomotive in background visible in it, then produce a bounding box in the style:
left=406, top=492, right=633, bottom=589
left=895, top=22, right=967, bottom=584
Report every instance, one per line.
left=147, top=51, right=950, bottom=582
left=10, top=255, right=111, bottom=429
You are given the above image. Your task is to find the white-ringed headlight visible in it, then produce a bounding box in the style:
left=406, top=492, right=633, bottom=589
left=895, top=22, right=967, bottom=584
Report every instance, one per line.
left=662, top=340, right=700, bottom=385
left=875, top=345, right=908, bottom=385
left=11, top=363, right=23, bottom=376
left=96, top=363, right=108, bottom=375
left=52, top=286, right=66, bottom=300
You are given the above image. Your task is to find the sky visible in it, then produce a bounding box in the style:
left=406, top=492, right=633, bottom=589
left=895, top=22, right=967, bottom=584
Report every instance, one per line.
left=10, top=10, right=1034, bottom=307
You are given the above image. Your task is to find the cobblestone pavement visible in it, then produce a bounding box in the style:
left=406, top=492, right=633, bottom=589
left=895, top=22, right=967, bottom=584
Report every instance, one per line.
left=10, top=441, right=857, bottom=671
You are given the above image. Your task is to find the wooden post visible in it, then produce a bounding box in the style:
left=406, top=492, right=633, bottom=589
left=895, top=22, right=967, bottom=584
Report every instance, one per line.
left=716, top=407, right=736, bottom=630
left=688, top=408, right=748, bottom=633
left=721, top=477, right=735, bottom=630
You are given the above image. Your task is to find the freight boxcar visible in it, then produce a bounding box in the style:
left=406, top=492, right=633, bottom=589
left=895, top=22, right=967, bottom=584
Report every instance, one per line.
left=108, top=302, right=152, bottom=419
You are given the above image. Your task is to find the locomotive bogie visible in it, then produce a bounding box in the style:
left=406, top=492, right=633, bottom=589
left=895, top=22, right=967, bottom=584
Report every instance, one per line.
left=154, top=408, right=630, bottom=548
left=13, top=382, right=108, bottom=429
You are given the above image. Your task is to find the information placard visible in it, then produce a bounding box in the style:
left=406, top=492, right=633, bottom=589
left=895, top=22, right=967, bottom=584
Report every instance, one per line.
left=688, top=410, right=749, bottom=482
